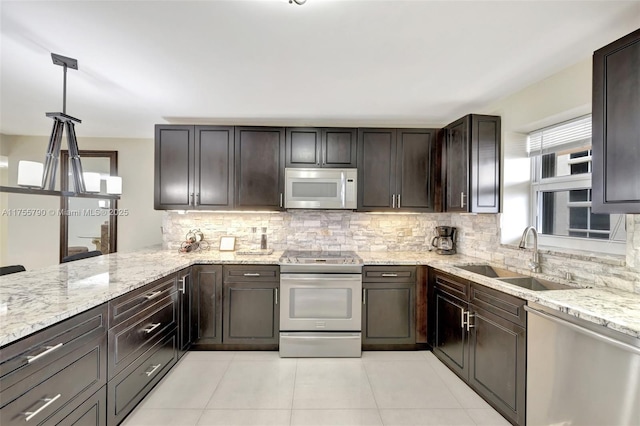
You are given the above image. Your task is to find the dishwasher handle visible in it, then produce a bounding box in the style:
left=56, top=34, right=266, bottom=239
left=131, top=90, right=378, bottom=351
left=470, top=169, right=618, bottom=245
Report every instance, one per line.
left=525, top=305, right=640, bottom=356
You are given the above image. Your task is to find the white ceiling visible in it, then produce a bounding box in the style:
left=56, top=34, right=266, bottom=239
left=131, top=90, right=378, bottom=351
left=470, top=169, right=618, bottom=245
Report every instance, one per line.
left=1, top=0, right=639, bottom=139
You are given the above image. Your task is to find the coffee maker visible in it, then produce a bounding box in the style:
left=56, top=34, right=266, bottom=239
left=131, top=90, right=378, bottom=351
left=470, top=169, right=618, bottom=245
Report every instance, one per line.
left=431, top=226, right=457, bottom=255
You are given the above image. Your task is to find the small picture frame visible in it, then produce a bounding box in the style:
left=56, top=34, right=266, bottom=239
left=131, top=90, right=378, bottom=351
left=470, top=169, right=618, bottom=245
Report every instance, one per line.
left=219, top=236, right=236, bottom=251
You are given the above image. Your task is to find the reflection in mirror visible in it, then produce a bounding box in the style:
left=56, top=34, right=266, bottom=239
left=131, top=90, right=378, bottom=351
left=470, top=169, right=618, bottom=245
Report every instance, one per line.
left=60, top=151, right=118, bottom=262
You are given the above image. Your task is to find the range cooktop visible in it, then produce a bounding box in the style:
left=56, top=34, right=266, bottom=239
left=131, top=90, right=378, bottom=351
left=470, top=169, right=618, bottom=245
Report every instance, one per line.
left=280, top=250, right=362, bottom=264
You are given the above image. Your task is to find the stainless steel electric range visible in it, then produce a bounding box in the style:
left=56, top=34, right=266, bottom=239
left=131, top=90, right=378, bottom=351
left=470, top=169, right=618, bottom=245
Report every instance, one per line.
left=278, top=250, right=363, bottom=358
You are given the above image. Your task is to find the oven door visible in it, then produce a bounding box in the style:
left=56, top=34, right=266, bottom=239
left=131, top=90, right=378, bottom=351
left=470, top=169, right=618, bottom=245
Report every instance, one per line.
left=280, top=273, right=362, bottom=331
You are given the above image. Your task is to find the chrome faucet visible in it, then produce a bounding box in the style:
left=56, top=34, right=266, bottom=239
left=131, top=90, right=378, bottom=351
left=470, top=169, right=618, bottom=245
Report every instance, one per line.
left=519, top=226, right=541, bottom=273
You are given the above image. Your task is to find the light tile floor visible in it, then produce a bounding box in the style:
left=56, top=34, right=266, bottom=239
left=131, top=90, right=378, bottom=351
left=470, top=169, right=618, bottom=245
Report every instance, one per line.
left=122, top=351, right=511, bottom=426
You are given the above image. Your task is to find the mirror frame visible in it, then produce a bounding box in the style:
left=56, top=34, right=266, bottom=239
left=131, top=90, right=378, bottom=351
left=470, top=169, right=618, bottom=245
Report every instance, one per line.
left=59, top=150, right=118, bottom=262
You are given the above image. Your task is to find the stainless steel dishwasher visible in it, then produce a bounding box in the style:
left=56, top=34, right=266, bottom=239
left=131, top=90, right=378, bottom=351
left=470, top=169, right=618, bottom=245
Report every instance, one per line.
left=525, top=302, right=640, bottom=426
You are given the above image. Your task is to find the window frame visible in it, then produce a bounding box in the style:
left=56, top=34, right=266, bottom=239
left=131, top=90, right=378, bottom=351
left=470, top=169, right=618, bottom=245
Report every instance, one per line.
left=528, top=117, right=626, bottom=256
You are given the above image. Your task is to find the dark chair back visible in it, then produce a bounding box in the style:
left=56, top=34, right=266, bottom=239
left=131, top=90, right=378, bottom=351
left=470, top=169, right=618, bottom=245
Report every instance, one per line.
left=61, top=250, right=103, bottom=264
left=0, top=265, right=26, bottom=276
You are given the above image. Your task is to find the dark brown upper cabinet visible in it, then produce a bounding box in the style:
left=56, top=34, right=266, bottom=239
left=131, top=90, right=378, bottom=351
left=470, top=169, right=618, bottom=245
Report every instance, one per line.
left=235, top=126, right=285, bottom=210
left=285, top=127, right=357, bottom=168
left=154, top=125, right=234, bottom=210
left=444, top=114, right=500, bottom=213
left=592, top=28, right=640, bottom=213
left=357, top=128, right=437, bottom=212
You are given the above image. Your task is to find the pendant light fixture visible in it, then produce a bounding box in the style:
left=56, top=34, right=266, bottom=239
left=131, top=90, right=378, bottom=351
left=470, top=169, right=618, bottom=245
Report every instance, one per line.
left=41, top=53, right=87, bottom=193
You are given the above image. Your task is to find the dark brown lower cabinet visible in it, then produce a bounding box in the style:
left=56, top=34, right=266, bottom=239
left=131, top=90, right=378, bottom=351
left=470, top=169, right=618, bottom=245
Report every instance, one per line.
left=191, top=265, right=223, bottom=347
left=362, top=266, right=416, bottom=346
left=222, top=265, right=280, bottom=345
left=432, top=270, right=525, bottom=426
left=107, top=332, right=177, bottom=425
left=54, top=387, right=107, bottom=426
left=0, top=305, right=107, bottom=426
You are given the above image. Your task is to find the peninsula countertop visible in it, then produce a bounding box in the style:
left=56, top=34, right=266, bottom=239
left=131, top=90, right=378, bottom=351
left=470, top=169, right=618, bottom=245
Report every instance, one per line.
left=1, top=248, right=639, bottom=347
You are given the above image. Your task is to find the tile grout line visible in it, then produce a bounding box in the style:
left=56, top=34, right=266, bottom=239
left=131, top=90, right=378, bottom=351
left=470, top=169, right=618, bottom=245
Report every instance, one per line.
left=361, top=356, right=386, bottom=425
left=289, top=358, right=298, bottom=426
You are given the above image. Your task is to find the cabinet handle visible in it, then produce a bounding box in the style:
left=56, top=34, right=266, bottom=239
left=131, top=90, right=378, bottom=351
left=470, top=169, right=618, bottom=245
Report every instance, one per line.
left=243, top=273, right=261, bottom=277
left=280, top=193, right=283, bottom=208
left=26, top=343, right=63, bottom=364
left=179, top=277, right=187, bottom=293
left=275, top=288, right=278, bottom=305
left=392, top=194, right=396, bottom=208
left=143, top=323, right=162, bottom=334
left=145, top=290, right=162, bottom=300
left=381, top=273, right=398, bottom=277
left=461, top=308, right=466, bottom=329
left=145, top=363, right=162, bottom=377
left=190, top=193, right=195, bottom=206
left=465, top=312, right=475, bottom=331
left=397, top=194, right=401, bottom=209
left=24, top=394, right=62, bottom=421
left=363, top=289, right=367, bottom=305
left=195, top=193, right=199, bottom=206
left=460, top=192, right=466, bottom=208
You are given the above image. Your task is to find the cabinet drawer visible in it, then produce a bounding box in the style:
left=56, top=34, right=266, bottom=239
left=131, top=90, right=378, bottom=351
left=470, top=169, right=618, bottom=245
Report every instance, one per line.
left=470, top=283, right=526, bottom=327
left=45, top=386, right=106, bottom=426
left=0, top=335, right=106, bottom=426
left=108, top=294, right=178, bottom=379
left=0, top=304, right=107, bottom=394
left=108, top=332, right=177, bottom=425
left=223, top=265, right=279, bottom=283
left=363, top=266, right=416, bottom=283
left=109, top=274, right=177, bottom=327
left=434, top=271, right=469, bottom=300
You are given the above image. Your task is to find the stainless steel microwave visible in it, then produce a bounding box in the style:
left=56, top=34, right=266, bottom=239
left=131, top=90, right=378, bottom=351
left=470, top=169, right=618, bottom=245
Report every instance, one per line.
left=284, top=168, right=357, bottom=209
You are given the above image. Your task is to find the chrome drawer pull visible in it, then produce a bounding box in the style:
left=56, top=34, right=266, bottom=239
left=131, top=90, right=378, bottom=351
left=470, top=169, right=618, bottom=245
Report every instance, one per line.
left=143, top=323, right=162, bottom=334
left=243, top=273, right=261, bottom=277
left=465, top=312, right=475, bottom=331
left=26, top=343, right=63, bottom=364
left=381, top=273, right=398, bottom=277
left=145, top=291, right=162, bottom=300
left=24, top=394, right=61, bottom=421
left=145, top=363, right=162, bottom=377
left=179, top=278, right=187, bottom=293
left=275, top=288, right=278, bottom=305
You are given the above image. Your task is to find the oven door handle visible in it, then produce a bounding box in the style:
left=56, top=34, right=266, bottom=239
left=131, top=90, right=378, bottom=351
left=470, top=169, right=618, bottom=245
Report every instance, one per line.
left=280, top=274, right=362, bottom=282
left=281, top=334, right=361, bottom=340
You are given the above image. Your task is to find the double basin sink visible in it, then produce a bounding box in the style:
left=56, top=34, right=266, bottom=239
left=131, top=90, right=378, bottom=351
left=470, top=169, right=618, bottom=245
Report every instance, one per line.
left=454, top=264, right=576, bottom=291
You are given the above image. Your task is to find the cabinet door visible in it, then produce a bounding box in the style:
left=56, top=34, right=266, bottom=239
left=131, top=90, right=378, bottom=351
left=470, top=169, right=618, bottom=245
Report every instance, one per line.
left=469, top=306, right=525, bottom=426
left=195, top=126, right=234, bottom=209
left=470, top=115, right=500, bottom=213
left=357, top=128, right=397, bottom=211
left=445, top=117, right=469, bottom=212
left=322, top=128, right=357, bottom=167
left=433, top=289, right=469, bottom=379
left=235, top=127, right=285, bottom=210
left=223, top=282, right=279, bottom=345
left=154, top=125, right=194, bottom=209
left=396, top=128, right=437, bottom=211
left=177, top=269, right=192, bottom=356
left=362, top=282, right=415, bottom=345
left=592, top=28, right=640, bottom=213
left=191, top=265, right=223, bottom=346
left=286, top=127, right=321, bottom=167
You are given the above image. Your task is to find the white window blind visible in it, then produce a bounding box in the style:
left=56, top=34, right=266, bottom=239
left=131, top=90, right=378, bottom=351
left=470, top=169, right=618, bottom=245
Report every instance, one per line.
left=527, top=115, right=592, bottom=155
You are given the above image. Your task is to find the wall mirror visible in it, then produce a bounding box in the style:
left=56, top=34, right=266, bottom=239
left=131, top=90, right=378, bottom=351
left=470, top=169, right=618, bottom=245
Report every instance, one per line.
left=59, top=150, right=118, bottom=262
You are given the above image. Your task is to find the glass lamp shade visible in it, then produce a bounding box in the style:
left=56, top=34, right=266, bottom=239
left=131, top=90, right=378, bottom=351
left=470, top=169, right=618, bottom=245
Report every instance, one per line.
left=17, top=161, right=44, bottom=188
left=83, top=172, right=101, bottom=193
left=106, top=176, right=122, bottom=195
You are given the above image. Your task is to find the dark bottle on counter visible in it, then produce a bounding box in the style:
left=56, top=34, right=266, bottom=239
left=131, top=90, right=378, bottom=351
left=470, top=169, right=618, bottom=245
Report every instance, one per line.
left=260, top=227, right=267, bottom=249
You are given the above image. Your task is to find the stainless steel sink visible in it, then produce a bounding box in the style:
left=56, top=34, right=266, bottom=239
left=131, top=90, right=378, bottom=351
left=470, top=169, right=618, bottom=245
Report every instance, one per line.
left=454, top=264, right=524, bottom=278
left=455, top=264, right=578, bottom=291
left=496, top=276, right=574, bottom=291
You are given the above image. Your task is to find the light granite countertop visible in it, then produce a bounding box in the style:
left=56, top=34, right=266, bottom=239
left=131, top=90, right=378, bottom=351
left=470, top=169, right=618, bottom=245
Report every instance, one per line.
left=1, top=248, right=639, bottom=347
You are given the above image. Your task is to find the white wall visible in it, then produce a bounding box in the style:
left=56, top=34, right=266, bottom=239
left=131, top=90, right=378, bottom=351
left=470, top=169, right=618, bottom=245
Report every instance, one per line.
left=0, top=134, right=162, bottom=270
left=480, top=58, right=593, bottom=244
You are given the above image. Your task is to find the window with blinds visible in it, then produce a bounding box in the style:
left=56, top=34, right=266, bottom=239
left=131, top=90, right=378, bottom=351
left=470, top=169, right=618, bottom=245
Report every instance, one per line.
left=528, top=115, right=625, bottom=254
